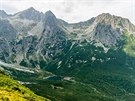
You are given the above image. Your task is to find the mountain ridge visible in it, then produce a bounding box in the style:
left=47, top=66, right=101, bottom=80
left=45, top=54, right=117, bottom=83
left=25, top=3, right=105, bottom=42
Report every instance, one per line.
left=0, top=7, right=135, bottom=65
left=1, top=7, right=135, bottom=101
left=1, top=7, right=134, bottom=25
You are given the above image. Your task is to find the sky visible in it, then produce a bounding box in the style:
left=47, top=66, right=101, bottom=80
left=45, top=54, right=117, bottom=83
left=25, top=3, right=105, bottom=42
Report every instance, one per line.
left=0, top=0, right=135, bottom=24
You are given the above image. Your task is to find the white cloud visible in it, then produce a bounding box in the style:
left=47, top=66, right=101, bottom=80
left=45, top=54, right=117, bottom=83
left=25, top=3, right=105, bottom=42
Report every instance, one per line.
left=0, top=0, right=134, bottom=24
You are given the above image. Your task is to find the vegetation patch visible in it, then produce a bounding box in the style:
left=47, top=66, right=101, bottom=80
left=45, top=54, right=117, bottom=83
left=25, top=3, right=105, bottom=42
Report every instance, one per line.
left=0, top=70, right=50, bottom=101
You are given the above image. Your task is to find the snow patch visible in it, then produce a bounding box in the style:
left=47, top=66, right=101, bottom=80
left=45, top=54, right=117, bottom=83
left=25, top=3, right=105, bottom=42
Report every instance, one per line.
left=0, top=60, right=35, bottom=73
left=92, top=57, right=96, bottom=61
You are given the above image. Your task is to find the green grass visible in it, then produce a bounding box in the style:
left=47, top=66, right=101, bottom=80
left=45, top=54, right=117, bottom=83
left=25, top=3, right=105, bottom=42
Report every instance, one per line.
left=0, top=70, right=50, bottom=101
left=27, top=80, right=119, bottom=101
left=123, top=30, right=135, bottom=57
left=41, top=39, right=135, bottom=101
left=3, top=30, right=135, bottom=101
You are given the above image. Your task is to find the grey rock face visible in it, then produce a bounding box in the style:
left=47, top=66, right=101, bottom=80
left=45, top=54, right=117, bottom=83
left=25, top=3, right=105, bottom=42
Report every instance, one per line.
left=0, top=8, right=135, bottom=67
left=13, top=7, right=43, bottom=21
left=62, top=13, right=135, bottom=46
left=0, top=10, right=9, bottom=18
left=36, top=11, right=67, bottom=61
left=43, top=10, right=57, bottom=27
left=95, top=13, right=135, bottom=33
left=0, top=38, right=12, bottom=62
left=0, top=19, right=16, bottom=41
left=92, top=23, right=122, bottom=46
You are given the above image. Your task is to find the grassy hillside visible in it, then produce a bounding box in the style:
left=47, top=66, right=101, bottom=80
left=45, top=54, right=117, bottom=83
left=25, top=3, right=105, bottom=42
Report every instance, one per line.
left=27, top=80, right=121, bottom=101
left=0, top=70, right=50, bottom=101
left=38, top=39, right=135, bottom=101
left=123, top=30, right=135, bottom=57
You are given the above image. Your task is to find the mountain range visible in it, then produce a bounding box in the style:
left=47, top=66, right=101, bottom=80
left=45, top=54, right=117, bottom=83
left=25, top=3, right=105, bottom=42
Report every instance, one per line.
left=0, top=7, right=135, bottom=101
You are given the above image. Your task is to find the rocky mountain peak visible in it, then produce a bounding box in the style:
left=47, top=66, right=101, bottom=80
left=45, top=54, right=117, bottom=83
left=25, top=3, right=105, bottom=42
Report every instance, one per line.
left=13, top=7, right=42, bottom=21
left=42, top=10, right=57, bottom=27
left=26, top=7, right=35, bottom=11
left=45, top=10, right=55, bottom=17
left=95, top=13, right=135, bottom=33
left=20, top=7, right=38, bottom=14
left=95, top=13, right=122, bottom=24
left=0, top=10, right=9, bottom=18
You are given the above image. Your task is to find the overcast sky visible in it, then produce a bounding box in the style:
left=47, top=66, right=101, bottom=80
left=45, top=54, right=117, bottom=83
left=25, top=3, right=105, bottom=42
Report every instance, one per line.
left=0, top=0, right=134, bottom=24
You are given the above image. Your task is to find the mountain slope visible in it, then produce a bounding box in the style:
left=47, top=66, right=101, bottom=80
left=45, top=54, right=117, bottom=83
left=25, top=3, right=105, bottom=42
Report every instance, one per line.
left=1, top=8, right=135, bottom=101
left=0, top=19, right=16, bottom=40
left=28, top=37, right=135, bottom=101
left=0, top=70, right=50, bottom=101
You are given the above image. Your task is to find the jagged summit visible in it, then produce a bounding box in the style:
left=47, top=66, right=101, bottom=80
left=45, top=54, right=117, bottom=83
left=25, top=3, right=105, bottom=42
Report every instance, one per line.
left=45, top=10, right=55, bottom=16
left=97, top=13, right=112, bottom=17
left=95, top=13, right=135, bottom=32
left=96, top=13, right=123, bottom=23
left=44, top=10, right=56, bottom=20
left=42, top=10, right=57, bottom=27
left=13, top=7, right=42, bottom=21
left=0, top=8, right=135, bottom=46
left=20, top=7, right=38, bottom=13
left=26, top=7, right=36, bottom=11
left=0, top=10, right=9, bottom=18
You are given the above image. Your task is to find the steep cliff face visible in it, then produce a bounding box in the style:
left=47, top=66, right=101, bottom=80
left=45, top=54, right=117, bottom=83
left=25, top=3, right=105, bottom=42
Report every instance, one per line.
left=0, top=19, right=17, bottom=62
left=0, top=19, right=16, bottom=40
left=36, top=10, right=66, bottom=47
